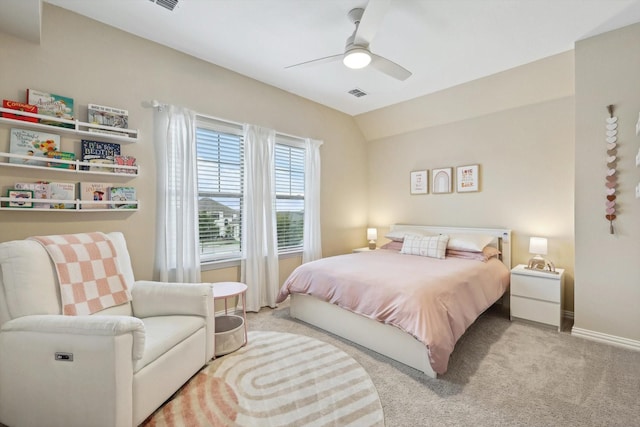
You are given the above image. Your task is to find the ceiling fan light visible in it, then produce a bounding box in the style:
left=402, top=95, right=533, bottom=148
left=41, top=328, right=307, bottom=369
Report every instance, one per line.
left=343, top=48, right=371, bottom=69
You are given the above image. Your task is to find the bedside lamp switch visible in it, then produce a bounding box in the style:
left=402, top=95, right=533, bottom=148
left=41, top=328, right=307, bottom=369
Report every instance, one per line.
left=55, top=352, right=73, bottom=362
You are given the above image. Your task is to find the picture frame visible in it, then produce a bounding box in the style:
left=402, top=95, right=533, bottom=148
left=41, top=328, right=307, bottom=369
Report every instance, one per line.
left=456, top=164, right=480, bottom=192
left=410, top=170, right=428, bottom=194
left=7, top=189, right=34, bottom=208
left=431, top=168, right=452, bottom=194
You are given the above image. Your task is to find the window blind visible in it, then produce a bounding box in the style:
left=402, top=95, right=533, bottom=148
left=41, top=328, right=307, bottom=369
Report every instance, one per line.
left=275, top=142, right=305, bottom=252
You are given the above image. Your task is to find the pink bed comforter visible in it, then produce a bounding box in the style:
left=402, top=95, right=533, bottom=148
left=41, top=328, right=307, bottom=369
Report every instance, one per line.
left=276, top=249, right=510, bottom=374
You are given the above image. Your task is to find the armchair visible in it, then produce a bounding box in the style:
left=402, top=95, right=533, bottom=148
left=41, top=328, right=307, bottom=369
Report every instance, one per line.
left=0, top=232, right=215, bottom=427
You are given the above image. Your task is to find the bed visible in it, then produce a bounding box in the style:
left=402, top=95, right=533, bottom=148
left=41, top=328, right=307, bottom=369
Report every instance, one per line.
left=276, top=225, right=512, bottom=378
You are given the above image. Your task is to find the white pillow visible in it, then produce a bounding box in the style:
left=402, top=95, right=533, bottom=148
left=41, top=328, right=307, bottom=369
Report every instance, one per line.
left=400, top=234, right=449, bottom=259
left=385, top=229, right=435, bottom=242
left=447, top=233, right=495, bottom=252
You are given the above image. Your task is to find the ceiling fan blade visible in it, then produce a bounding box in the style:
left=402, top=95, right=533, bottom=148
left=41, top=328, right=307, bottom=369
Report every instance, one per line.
left=285, top=53, right=343, bottom=69
left=354, top=0, right=392, bottom=46
left=370, top=53, right=412, bottom=81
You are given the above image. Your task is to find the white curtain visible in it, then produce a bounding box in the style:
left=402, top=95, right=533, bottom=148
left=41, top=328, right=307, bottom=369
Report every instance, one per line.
left=241, top=124, right=279, bottom=311
left=153, top=104, right=201, bottom=283
left=303, top=138, right=323, bottom=263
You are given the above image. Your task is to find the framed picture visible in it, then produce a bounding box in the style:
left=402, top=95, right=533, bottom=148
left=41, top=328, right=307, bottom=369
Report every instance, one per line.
left=410, top=170, right=428, bottom=194
left=456, top=164, right=480, bottom=192
left=431, top=168, right=452, bottom=194
left=7, top=189, right=34, bottom=208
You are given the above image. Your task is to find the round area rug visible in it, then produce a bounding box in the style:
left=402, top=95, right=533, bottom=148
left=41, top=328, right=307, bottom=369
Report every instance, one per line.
left=142, top=331, right=384, bottom=427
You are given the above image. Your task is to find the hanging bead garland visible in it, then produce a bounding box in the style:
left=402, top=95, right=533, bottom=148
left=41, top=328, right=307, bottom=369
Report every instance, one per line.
left=605, top=105, right=617, bottom=234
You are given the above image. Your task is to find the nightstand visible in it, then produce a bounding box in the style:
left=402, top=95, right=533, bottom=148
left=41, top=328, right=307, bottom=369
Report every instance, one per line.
left=353, top=247, right=376, bottom=253
left=510, top=264, right=565, bottom=331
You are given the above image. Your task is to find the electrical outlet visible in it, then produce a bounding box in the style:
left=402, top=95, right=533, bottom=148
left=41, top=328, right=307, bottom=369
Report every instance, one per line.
left=636, top=183, right=640, bottom=199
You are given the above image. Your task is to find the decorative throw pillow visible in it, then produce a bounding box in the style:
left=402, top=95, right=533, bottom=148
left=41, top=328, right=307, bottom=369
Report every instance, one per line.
left=400, top=234, right=449, bottom=259
left=380, top=240, right=403, bottom=251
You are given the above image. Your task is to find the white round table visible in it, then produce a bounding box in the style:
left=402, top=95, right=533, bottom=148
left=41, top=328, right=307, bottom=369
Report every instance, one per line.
left=212, top=281, right=248, bottom=346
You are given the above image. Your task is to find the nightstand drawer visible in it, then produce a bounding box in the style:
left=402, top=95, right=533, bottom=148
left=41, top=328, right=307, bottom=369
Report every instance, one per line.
left=511, top=296, right=560, bottom=327
left=511, top=273, right=560, bottom=303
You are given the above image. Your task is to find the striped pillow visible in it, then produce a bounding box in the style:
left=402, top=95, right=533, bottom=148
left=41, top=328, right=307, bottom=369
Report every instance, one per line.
left=400, top=234, right=449, bottom=259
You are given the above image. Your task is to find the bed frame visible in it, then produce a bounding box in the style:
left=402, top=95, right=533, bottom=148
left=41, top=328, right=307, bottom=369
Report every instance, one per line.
left=289, top=225, right=512, bottom=378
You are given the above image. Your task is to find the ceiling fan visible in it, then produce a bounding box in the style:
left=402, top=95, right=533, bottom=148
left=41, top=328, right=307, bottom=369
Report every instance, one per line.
left=285, top=0, right=412, bottom=81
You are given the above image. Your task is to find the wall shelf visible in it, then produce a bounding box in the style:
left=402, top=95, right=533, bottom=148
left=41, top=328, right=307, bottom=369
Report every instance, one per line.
left=0, top=196, right=139, bottom=211
left=0, top=107, right=139, bottom=143
left=0, top=152, right=139, bottom=177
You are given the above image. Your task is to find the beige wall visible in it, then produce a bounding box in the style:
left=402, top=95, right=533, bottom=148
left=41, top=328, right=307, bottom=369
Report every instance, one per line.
left=574, top=23, right=640, bottom=342
left=359, top=52, right=576, bottom=312
left=0, top=4, right=369, bottom=284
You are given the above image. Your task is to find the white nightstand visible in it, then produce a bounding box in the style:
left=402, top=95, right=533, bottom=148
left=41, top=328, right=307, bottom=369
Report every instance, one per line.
left=510, top=264, right=565, bottom=331
left=353, top=247, right=376, bottom=253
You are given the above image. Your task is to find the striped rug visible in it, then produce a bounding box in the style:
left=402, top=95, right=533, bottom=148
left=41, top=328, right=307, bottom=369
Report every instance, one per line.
left=142, top=331, right=384, bottom=426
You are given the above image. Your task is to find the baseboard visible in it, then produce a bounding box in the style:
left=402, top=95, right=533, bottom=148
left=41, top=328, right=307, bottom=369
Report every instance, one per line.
left=571, top=327, right=640, bottom=351
left=562, top=310, right=574, bottom=320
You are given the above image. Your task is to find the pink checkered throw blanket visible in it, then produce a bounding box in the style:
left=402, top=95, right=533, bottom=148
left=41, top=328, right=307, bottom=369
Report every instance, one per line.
left=29, top=232, right=132, bottom=315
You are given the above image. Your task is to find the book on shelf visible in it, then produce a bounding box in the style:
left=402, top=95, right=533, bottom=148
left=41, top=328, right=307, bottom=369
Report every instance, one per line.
left=80, top=139, right=121, bottom=172
left=110, top=186, right=136, bottom=209
left=80, top=182, right=112, bottom=209
left=47, top=151, right=76, bottom=169
left=9, top=127, right=61, bottom=166
left=5, top=189, right=33, bottom=208
left=114, top=155, right=137, bottom=174
left=49, top=182, right=76, bottom=209
left=2, top=100, right=38, bottom=122
left=87, top=104, right=128, bottom=129
left=14, top=182, right=51, bottom=209
left=26, top=89, right=74, bottom=128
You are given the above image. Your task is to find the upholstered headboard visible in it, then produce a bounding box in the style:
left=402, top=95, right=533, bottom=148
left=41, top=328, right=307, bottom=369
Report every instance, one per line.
left=388, top=224, right=512, bottom=268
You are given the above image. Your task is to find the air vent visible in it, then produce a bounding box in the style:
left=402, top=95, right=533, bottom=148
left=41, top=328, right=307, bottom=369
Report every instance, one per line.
left=149, top=0, right=179, bottom=11
left=348, top=88, right=368, bottom=98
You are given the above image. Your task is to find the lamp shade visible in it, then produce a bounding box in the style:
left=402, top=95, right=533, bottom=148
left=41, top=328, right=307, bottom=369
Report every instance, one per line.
left=343, top=48, right=371, bottom=69
left=367, top=228, right=377, bottom=241
left=529, top=237, right=548, bottom=256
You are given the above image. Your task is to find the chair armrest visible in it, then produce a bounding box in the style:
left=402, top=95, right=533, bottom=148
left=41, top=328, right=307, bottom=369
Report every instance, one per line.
left=1, top=314, right=145, bottom=360
left=131, top=281, right=214, bottom=318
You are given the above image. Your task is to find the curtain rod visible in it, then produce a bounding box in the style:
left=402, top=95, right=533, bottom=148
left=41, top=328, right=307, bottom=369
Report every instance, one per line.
left=145, top=100, right=315, bottom=143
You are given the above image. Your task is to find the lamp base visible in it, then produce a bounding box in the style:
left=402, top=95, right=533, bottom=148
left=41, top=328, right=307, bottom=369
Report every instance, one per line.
left=368, top=241, right=376, bottom=250
left=525, top=256, right=557, bottom=273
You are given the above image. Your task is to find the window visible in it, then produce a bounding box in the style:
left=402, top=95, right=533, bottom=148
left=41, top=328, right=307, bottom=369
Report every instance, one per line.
left=275, top=140, right=305, bottom=253
left=195, top=119, right=244, bottom=262
left=196, top=118, right=307, bottom=263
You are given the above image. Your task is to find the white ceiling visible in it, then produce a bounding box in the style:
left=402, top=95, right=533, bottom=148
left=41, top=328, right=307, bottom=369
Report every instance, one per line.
left=22, top=0, right=640, bottom=115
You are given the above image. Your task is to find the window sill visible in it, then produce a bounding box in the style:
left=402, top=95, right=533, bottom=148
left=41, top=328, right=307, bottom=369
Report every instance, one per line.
left=201, top=250, right=302, bottom=271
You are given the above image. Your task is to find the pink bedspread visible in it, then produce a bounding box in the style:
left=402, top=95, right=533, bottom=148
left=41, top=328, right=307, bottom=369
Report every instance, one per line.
left=276, top=249, right=510, bottom=374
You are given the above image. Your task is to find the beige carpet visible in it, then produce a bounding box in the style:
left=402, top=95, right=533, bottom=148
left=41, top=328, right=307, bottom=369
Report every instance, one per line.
left=142, top=331, right=384, bottom=426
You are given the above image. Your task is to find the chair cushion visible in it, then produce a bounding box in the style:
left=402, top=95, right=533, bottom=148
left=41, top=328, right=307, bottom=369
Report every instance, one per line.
left=134, top=315, right=205, bottom=373
left=0, top=240, right=61, bottom=318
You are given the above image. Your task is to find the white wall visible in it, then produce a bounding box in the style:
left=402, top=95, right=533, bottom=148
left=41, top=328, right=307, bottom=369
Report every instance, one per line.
left=0, top=4, right=369, bottom=284
left=574, top=22, right=640, bottom=344
left=359, top=52, right=576, bottom=312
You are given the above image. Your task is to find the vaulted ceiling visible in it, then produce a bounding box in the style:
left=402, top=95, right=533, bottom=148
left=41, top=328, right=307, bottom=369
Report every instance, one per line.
left=4, top=0, right=640, bottom=116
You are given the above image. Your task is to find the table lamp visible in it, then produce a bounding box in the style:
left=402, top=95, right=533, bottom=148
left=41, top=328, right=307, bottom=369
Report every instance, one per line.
left=526, top=236, right=556, bottom=273
left=367, top=228, right=377, bottom=250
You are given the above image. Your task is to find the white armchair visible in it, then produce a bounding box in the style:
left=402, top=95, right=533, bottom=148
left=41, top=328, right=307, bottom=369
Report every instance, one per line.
left=0, top=232, right=215, bottom=427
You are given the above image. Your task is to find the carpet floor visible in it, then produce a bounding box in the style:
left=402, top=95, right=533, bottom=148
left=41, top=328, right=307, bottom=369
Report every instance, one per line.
left=248, top=300, right=640, bottom=427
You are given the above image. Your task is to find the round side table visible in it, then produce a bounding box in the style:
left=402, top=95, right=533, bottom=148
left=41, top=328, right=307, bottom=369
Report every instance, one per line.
left=212, top=281, right=248, bottom=347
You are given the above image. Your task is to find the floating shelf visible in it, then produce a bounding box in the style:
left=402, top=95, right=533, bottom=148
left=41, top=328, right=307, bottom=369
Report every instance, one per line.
left=0, top=107, right=139, bottom=143
left=0, top=152, right=139, bottom=176
left=0, top=196, right=139, bottom=211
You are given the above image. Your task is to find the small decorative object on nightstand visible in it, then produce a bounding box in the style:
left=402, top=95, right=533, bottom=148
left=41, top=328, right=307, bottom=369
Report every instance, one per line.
left=510, top=264, right=565, bottom=331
